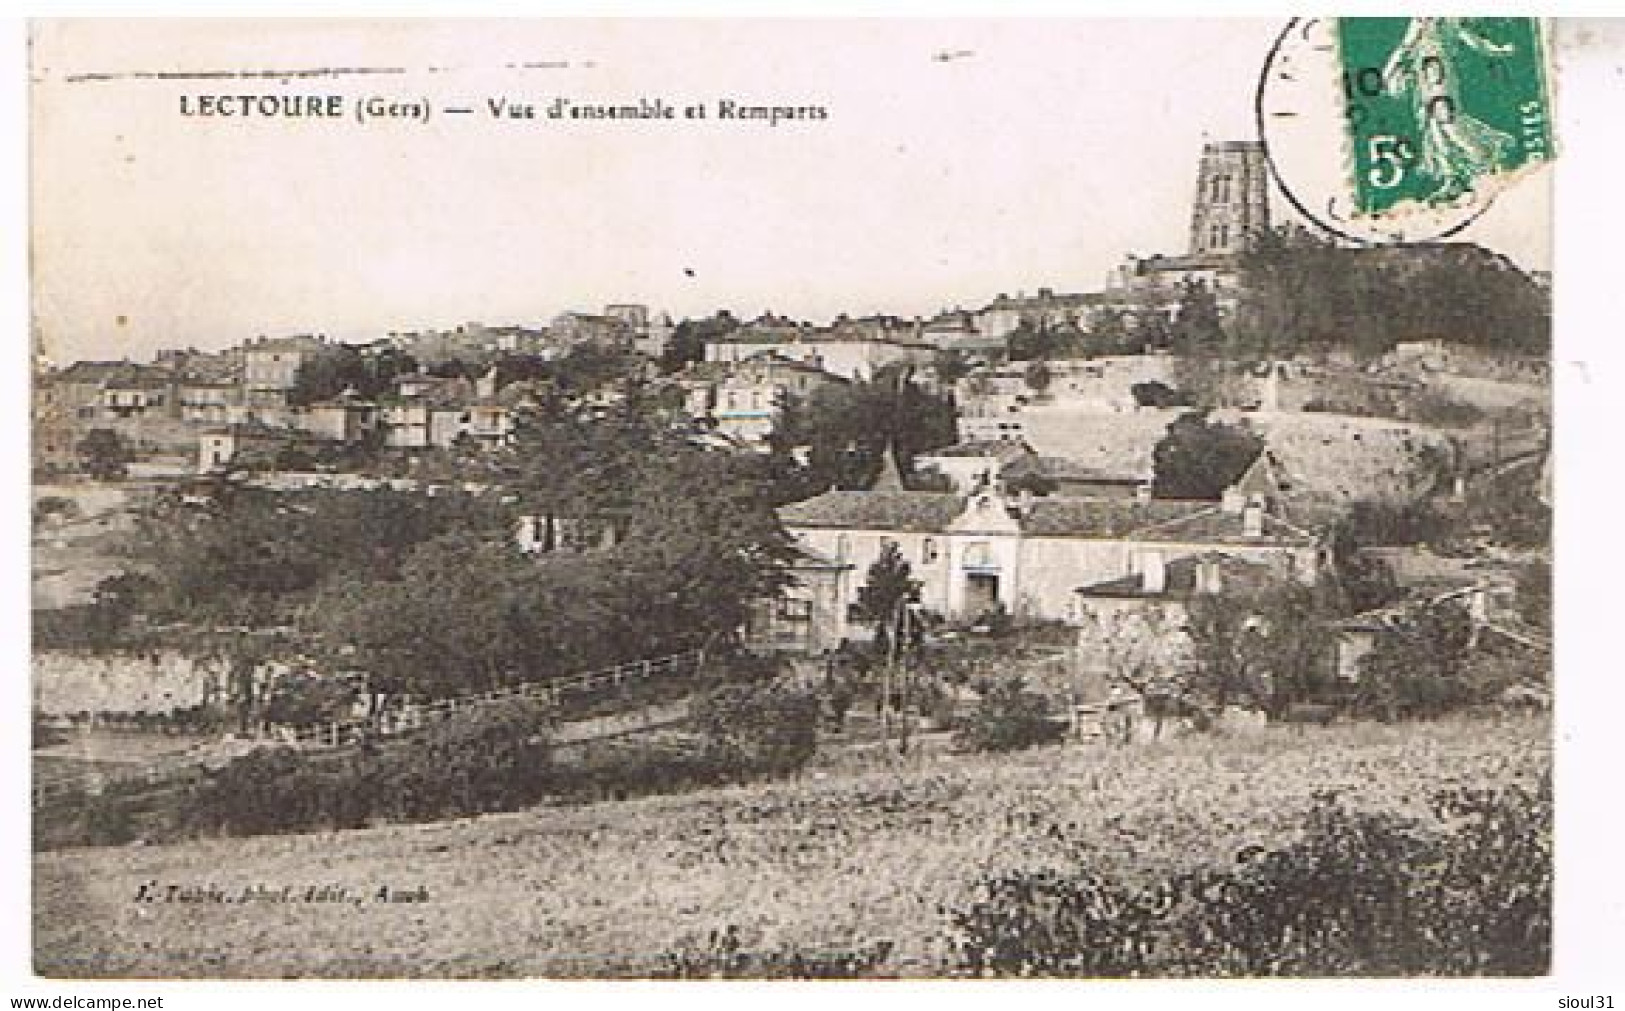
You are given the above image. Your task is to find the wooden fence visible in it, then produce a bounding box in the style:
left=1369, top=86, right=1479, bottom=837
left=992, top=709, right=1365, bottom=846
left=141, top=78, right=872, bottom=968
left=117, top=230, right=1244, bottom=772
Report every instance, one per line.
left=32, top=648, right=705, bottom=805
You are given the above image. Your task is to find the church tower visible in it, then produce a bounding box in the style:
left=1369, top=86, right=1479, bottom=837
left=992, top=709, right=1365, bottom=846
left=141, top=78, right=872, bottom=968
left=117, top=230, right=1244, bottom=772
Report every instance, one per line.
left=1188, top=140, right=1270, bottom=257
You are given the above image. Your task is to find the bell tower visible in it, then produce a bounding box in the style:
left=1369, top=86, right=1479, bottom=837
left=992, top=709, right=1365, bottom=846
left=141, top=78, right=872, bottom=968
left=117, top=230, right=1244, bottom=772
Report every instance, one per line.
left=1188, top=140, right=1270, bottom=257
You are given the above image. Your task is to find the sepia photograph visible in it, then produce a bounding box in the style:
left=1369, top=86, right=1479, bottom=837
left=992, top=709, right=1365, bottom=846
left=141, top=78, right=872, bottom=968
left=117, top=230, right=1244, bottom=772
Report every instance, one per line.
left=17, top=15, right=1597, bottom=990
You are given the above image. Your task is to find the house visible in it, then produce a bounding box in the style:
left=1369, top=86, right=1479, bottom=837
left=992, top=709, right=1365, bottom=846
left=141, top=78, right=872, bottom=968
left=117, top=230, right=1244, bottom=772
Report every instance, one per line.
left=298, top=389, right=379, bottom=444
left=684, top=352, right=849, bottom=447
left=35, top=361, right=200, bottom=462
left=920, top=309, right=1006, bottom=357
left=975, top=289, right=1108, bottom=341
left=380, top=376, right=476, bottom=449
left=1328, top=582, right=1547, bottom=683
left=550, top=311, right=634, bottom=348
left=748, top=544, right=855, bottom=654
left=705, top=315, right=936, bottom=381
left=98, top=370, right=174, bottom=419
left=1070, top=552, right=1288, bottom=720
left=777, top=480, right=1319, bottom=635
left=241, top=335, right=327, bottom=408
left=913, top=440, right=1036, bottom=493
left=175, top=380, right=238, bottom=424
left=603, top=304, right=676, bottom=358
left=43, top=361, right=175, bottom=423
left=197, top=420, right=303, bottom=473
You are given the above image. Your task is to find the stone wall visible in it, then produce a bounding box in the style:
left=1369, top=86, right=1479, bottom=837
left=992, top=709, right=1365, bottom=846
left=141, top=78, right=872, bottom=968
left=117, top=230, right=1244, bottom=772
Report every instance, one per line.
left=33, top=649, right=245, bottom=717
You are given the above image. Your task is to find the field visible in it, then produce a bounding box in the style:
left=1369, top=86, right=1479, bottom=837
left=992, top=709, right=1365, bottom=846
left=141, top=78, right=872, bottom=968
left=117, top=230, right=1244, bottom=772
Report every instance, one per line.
left=33, top=714, right=1550, bottom=979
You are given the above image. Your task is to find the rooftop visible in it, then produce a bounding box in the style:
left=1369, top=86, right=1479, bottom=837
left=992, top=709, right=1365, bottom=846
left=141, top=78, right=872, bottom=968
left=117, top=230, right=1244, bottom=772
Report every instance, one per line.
left=779, top=491, right=965, bottom=533
left=1003, top=454, right=1146, bottom=484
left=1076, top=552, right=1279, bottom=599
left=919, top=439, right=1035, bottom=461
left=780, top=488, right=1316, bottom=545
left=51, top=361, right=173, bottom=386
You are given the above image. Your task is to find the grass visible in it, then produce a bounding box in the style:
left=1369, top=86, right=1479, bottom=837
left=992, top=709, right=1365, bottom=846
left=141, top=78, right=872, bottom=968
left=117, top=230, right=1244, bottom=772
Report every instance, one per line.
left=33, top=713, right=1549, bottom=979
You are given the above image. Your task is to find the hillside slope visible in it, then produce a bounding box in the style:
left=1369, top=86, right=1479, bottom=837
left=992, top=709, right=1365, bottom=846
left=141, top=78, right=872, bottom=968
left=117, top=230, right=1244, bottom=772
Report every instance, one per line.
left=35, top=715, right=1549, bottom=978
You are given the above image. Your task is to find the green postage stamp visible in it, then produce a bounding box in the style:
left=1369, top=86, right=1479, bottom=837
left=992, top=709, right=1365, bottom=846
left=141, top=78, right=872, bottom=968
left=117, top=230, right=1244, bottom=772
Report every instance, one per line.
left=1335, top=17, right=1554, bottom=217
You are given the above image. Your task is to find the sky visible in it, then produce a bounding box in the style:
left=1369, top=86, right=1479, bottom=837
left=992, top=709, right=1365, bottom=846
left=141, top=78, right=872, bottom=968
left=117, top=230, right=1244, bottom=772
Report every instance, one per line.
left=30, top=19, right=1552, bottom=365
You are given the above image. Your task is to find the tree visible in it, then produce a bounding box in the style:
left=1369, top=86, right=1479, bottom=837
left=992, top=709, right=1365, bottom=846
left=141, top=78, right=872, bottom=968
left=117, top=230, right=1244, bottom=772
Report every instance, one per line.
left=1075, top=605, right=1189, bottom=739
left=934, top=350, right=973, bottom=385
left=1008, top=320, right=1064, bottom=362
left=77, top=428, right=130, bottom=480
left=613, top=448, right=797, bottom=655
left=659, top=311, right=738, bottom=372
left=1087, top=307, right=1133, bottom=355
left=1356, top=600, right=1480, bottom=720
left=1130, top=380, right=1190, bottom=409
left=1231, top=225, right=1551, bottom=359
left=854, top=542, right=920, bottom=657
left=290, top=345, right=418, bottom=405
left=1246, top=582, right=1338, bottom=716
left=261, top=670, right=356, bottom=729
left=1184, top=583, right=1333, bottom=718
left=770, top=369, right=958, bottom=493
left=1339, top=500, right=1451, bottom=547
left=1171, top=279, right=1225, bottom=350
left=1150, top=411, right=1265, bottom=500
left=1229, top=224, right=1344, bottom=358
left=305, top=533, right=545, bottom=709
left=1183, top=593, right=1268, bottom=712
left=1023, top=360, right=1054, bottom=395
left=1330, top=540, right=1404, bottom=615
left=128, top=484, right=505, bottom=627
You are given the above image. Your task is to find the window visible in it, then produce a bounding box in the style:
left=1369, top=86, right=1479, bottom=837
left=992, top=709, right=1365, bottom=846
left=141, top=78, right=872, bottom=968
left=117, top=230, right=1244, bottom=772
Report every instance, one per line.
left=964, top=541, right=992, bottom=568
left=777, top=598, right=813, bottom=621
left=922, top=537, right=939, bottom=565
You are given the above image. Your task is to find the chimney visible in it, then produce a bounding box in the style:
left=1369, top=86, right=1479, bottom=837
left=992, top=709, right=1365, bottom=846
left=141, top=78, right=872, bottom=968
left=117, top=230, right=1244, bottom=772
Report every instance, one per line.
left=1197, top=557, right=1222, bottom=595
left=1140, top=551, right=1166, bottom=595
left=1221, top=486, right=1246, bottom=514
left=1242, top=502, right=1264, bottom=538
left=1135, top=482, right=1153, bottom=503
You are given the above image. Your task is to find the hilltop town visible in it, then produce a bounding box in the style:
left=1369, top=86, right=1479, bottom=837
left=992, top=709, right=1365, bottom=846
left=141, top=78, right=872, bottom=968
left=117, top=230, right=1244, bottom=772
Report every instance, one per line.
left=32, top=140, right=1555, bottom=978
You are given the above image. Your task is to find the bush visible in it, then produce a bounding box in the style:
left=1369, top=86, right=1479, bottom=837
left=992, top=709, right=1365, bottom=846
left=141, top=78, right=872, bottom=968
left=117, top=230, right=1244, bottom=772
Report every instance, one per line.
left=1131, top=381, right=1191, bottom=409
left=1406, top=390, right=1484, bottom=428
left=564, top=739, right=733, bottom=803
left=183, top=699, right=555, bottom=837
left=690, top=679, right=820, bottom=779
left=656, top=925, right=895, bottom=979
left=953, top=678, right=1067, bottom=753
left=377, top=697, right=556, bottom=821
left=35, top=496, right=80, bottom=525
left=945, top=783, right=1551, bottom=977
left=1339, top=500, right=1451, bottom=547
left=1418, top=783, right=1552, bottom=974
left=1353, top=601, right=1515, bottom=720
left=948, top=866, right=1168, bottom=976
